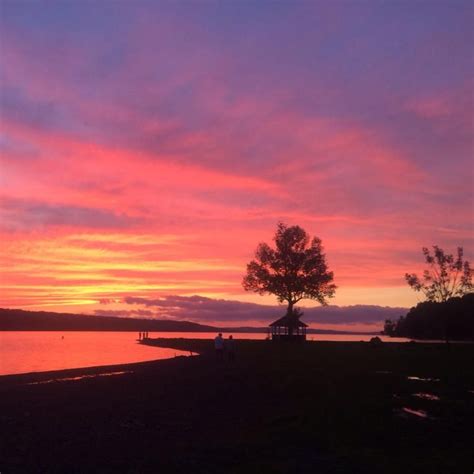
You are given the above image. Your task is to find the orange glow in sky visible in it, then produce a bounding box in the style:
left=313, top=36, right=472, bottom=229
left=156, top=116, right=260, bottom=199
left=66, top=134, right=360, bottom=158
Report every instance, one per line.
left=1, top=2, right=472, bottom=330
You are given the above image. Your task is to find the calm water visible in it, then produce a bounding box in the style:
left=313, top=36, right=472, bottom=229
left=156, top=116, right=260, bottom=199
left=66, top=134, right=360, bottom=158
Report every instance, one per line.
left=0, top=331, right=411, bottom=376
left=0, top=332, right=190, bottom=376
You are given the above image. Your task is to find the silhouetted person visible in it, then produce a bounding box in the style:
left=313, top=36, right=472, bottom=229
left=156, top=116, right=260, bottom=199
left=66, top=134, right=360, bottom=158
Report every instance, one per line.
left=226, top=335, right=235, bottom=362
left=214, top=333, right=224, bottom=360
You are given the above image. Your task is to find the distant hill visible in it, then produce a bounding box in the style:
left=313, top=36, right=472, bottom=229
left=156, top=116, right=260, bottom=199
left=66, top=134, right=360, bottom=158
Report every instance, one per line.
left=0, top=308, right=217, bottom=332
left=0, top=308, right=384, bottom=335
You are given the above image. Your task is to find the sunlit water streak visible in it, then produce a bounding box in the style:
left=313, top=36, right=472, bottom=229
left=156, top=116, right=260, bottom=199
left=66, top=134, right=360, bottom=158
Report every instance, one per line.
left=412, top=392, right=440, bottom=401
left=407, top=376, right=440, bottom=382
left=400, top=407, right=429, bottom=419
left=26, top=371, right=133, bottom=384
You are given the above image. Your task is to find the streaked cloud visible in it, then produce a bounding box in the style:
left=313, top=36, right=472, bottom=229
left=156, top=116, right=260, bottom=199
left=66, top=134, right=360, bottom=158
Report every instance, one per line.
left=0, top=197, right=143, bottom=230
left=0, top=1, right=472, bottom=328
left=120, top=294, right=407, bottom=326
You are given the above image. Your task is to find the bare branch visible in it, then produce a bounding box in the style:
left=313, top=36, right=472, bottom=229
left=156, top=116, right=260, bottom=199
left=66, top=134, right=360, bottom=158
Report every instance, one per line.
left=406, top=245, right=472, bottom=302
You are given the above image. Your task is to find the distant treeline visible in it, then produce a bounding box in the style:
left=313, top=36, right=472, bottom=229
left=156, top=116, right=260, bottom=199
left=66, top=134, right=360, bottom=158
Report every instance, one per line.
left=0, top=308, right=217, bottom=332
left=383, top=293, right=474, bottom=341
left=0, top=308, right=378, bottom=335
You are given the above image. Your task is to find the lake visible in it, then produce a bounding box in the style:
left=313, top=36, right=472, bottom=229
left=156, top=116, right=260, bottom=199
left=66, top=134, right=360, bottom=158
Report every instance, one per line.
left=0, top=331, right=190, bottom=376
left=0, top=331, right=411, bottom=376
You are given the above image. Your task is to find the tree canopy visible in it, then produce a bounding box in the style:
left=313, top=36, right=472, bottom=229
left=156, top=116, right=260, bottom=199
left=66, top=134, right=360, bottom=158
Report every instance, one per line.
left=383, top=293, right=474, bottom=341
left=242, top=223, right=336, bottom=315
left=405, top=246, right=472, bottom=303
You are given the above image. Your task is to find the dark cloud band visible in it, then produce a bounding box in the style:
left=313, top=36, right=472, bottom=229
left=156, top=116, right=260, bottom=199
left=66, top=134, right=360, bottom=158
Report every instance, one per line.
left=120, top=294, right=407, bottom=324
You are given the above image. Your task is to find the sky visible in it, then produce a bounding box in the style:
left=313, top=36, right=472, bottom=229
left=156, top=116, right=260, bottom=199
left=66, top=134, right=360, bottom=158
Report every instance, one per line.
left=0, top=1, right=473, bottom=331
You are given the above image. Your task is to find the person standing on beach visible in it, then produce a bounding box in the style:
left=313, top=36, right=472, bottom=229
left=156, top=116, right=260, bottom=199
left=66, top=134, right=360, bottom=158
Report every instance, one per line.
left=226, top=335, right=235, bottom=362
left=214, top=333, right=224, bottom=360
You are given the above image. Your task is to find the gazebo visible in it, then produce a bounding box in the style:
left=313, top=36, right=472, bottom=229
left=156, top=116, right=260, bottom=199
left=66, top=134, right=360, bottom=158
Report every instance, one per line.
left=269, top=314, right=307, bottom=341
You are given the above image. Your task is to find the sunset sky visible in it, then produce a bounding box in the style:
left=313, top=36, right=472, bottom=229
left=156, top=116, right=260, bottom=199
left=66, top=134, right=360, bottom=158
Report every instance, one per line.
left=1, top=1, right=473, bottom=330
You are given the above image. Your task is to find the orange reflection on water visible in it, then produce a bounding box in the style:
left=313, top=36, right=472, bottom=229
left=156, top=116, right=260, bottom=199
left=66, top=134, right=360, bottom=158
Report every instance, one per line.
left=0, top=332, right=188, bottom=376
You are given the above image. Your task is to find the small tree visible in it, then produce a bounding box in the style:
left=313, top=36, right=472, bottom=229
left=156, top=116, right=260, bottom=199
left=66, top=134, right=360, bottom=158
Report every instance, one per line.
left=405, top=246, right=472, bottom=303
left=242, top=223, right=336, bottom=319
left=383, top=319, right=396, bottom=336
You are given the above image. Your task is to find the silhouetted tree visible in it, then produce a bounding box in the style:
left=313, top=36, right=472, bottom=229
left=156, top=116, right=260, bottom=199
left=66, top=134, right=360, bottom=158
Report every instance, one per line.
left=383, top=319, right=396, bottom=336
left=242, top=223, right=336, bottom=319
left=405, top=246, right=472, bottom=303
left=388, top=294, right=474, bottom=341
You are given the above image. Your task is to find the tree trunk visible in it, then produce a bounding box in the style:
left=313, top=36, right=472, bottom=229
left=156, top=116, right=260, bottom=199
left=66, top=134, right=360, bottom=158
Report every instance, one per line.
left=287, top=301, right=294, bottom=336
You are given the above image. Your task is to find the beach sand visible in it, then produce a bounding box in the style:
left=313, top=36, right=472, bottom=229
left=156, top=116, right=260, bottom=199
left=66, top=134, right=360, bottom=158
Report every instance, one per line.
left=1, top=339, right=473, bottom=473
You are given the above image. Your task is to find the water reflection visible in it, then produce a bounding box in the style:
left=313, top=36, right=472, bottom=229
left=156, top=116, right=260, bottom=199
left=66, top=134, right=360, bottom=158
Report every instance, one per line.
left=407, top=376, right=440, bottom=382
left=400, top=407, right=429, bottom=418
left=0, top=332, right=189, bottom=376
left=27, top=371, right=132, bottom=385
left=412, top=392, right=440, bottom=401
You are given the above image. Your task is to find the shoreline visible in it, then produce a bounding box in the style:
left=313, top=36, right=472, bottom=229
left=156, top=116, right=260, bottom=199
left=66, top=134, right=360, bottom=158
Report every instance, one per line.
left=1, top=339, right=473, bottom=473
left=0, top=337, right=214, bottom=383
left=2, top=336, right=472, bottom=380
left=0, top=355, right=191, bottom=386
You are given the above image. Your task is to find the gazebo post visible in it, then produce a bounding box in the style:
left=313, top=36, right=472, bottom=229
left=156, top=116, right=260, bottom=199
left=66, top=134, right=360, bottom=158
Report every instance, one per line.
left=269, top=314, right=308, bottom=341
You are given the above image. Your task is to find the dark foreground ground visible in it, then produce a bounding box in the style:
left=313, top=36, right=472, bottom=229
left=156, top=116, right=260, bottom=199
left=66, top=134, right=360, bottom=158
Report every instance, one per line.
left=0, top=339, right=473, bottom=474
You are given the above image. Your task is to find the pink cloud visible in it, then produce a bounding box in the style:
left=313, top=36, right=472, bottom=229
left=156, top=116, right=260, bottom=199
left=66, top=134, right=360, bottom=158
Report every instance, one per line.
left=1, top=5, right=472, bottom=320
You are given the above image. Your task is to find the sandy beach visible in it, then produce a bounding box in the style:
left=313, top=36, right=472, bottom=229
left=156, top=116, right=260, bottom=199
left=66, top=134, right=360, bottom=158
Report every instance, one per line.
left=1, top=339, right=473, bottom=473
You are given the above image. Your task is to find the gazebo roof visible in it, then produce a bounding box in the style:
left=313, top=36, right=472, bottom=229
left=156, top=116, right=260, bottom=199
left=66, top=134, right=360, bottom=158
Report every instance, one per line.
left=269, top=314, right=308, bottom=328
